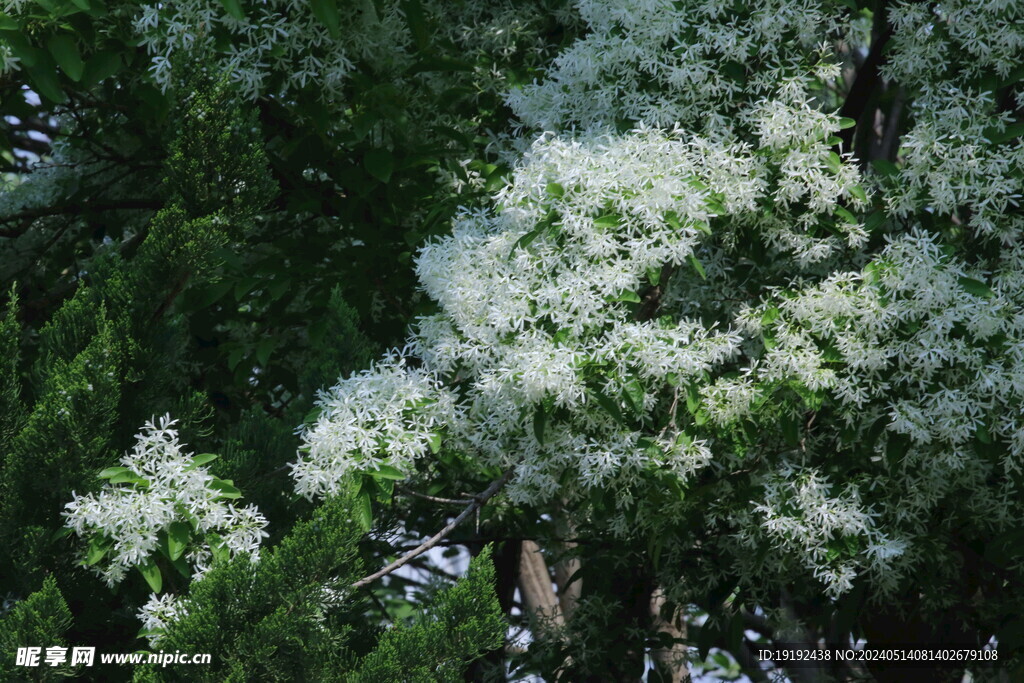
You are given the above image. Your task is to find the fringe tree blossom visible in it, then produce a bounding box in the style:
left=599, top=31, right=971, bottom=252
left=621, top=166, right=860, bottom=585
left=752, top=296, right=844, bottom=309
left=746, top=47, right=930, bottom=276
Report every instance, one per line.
left=63, top=415, right=269, bottom=587
left=137, top=593, right=189, bottom=646
left=301, top=112, right=867, bottom=508
left=298, top=0, right=1024, bottom=608
left=755, top=466, right=904, bottom=599
left=293, top=352, right=461, bottom=500
left=507, top=0, right=840, bottom=134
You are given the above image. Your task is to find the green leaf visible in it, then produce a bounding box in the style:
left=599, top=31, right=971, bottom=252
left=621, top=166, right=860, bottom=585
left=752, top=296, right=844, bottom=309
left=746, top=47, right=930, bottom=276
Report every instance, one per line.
left=646, top=266, right=661, bottom=286
left=255, top=338, right=275, bottom=366
left=688, top=254, right=706, bottom=280
left=610, top=290, right=641, bottom=303
left=825, top=151, right=843, bottom=173
left=838, top=116, right=856, bottom=130
left=427, top=433, right=442, bottom=454
left=721, top=60, right=745, bottom=83
left=167, top=521, right=190, bottom=561
left=545, top=182, right=565, bottom=199
left=871, top=159, right=899, bottom=176
left=27, top=64, right=67, bottom=104
left=47, top=34, right=84, bottom=81
left=533, top=405, right=547, bottom=445
left=1, top=31, right=39, bottom=67
left=139, top=561, right=162, bottom=593
left=310, top=0, right=340, bottom=38
left=958, top=276, right=995, bottom=299
left=0, top=13, right=18, bottom=30
left=98, top=466, right=130, bottom=479
left=886, top=433, right=909, bottom=466
left=86, top=536, right=110, bottom=566
left=208, top=534, right=230, bottom=564
left=864, top=211, right=886, bottom=232
left=364, top=148, right=393, bottom=183
left=685, top=384, right=701, bottom=414
left=781, top=414, right=799, bottom=446
left=591, top=388, right=628, bottom=426
left=208, top=479, right=243, bottom=499
left=170, top=554, right=191, bottom=579
left=356, top=491, right=373, bottom=532
left=217, top=0, right=245, bottom=20
left=834, top=206, right=856, bottom=224
left=622, top=378, right=645, bottom=416
left=303, top=405, right=323, bottom=425
left=705, top=199, right=726, bottom=215
left=593, top=214, right=620, bottom=229
left=988, top=121, right=1024, bottom=145
left=80, top=50, right=121, bottom=88
left=400, top=0, right=429, bottom=50
left=848, top=185, right=868, bottom=203
left=821, top=343, right=843, bottom=362
left=976, top=422, right=992, bottom=445
left=110, top=470, right=149, bottom=486
left=510, top=227, right=542, bottom=255
left=183, top=453, right=218, bottom=472
left=369, top=464, right=405, bottom=480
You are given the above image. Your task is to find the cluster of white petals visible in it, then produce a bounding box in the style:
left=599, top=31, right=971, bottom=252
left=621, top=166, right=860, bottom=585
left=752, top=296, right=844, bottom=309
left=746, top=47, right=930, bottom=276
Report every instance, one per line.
left=508, top=0, right=838, bottom=134
left=303, top=105, right=866, bottom=506
left=755, top=467, right=905, bottom=598
left=300, top=0, right=1024, bottom=603
left=293, top=352, right=460, bottom=499
left=881, top=1, right=1024, bottom=241
left=137, top=593, right=189, bottom=646
left=63, top=415, right=269, bottom=587
left=134, top=0, right=404, bottom=101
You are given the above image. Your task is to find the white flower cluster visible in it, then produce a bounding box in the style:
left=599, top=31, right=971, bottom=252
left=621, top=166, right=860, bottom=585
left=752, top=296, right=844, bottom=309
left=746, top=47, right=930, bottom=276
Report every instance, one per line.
left=881, top=1, right=1024, bottom=241
left=708, top=228, right=1024, bottom=598
left=63, top=415, right=269, bottom=587
left=304, top=108, right=864, bottom=504
left=137, top=593, right=189, bottom=646
left=134, top=0, right=409, bottom=101
left=300, top=0, right=1023, bottom=604
left=754, top=467, right=906, bottom=598
left=884, top=0, right=1024, bottom=87
left=292, top=352, right=460, bottom=499
left=507, top=0, right=839, bottom=135
left=739, top=230, right=1024, bottom=464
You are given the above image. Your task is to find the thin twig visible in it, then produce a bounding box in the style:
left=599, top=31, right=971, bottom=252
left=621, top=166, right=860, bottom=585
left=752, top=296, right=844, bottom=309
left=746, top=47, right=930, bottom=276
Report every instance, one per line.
left=351, top=467, right=515, bottom=589
left=657, top=386, right=681, bottom=441
left=396, top=483, right=473, bottom=506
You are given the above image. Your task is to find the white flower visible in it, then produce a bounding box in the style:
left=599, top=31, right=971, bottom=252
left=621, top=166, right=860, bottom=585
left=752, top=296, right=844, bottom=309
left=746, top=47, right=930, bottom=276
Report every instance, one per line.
left=63, top=415, right=269, bottom=587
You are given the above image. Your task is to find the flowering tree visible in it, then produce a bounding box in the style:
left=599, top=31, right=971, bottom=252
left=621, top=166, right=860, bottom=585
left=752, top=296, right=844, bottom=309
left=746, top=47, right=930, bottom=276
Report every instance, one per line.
left=295, top=1, right=1024, bottom=680
left=1, top=0, right=1022, bottom=681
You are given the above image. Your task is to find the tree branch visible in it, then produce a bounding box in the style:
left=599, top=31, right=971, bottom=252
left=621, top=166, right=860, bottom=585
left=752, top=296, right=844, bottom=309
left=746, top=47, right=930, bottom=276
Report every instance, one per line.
left=396, top=483, right=474, bottom=506
left=0, top=199, right=162, bottom=233
left=837, top=0, right=892, bottom=155
left=351, top=467, right=515, bottom=589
